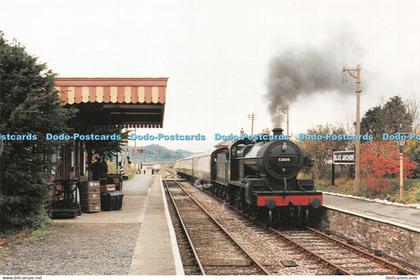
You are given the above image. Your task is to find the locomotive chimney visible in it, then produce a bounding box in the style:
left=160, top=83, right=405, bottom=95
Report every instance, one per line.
left=272, top=128, right=283, bottom=136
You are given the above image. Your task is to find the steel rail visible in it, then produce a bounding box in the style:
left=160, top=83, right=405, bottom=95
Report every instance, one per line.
left=170, top=179, right=271, bottom=275
left=175, top=178, right=350, bottom=275
left=165, top=170, right=416, bottom=275
left=305, top=226, right=416, bottom=275
left=162, top=168, right=179, bottom=179
left=163, top=179, right=206, bottom=275
left=268, top=226, right=352, bottom=275
left=171, top=175, right=349, bottom=274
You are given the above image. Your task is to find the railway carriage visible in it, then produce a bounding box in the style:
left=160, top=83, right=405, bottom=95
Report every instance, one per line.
left=175, top=152, right=212, bottom=182
left=174, top=128, right=323, bottom=224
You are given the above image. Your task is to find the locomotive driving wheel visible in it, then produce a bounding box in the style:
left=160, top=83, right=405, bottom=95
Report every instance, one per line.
left=214, top=185, right=221, bottom=198
left=233, top=191, right=243, bottom=211
left=243, top=205, right=251, bottom=218
left=223, top=188, right=231, bottom=203
left=249, top=206, right=258, bottom=221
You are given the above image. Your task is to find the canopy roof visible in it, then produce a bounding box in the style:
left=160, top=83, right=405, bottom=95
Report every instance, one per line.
left=55, top=77, right=167, bottom=128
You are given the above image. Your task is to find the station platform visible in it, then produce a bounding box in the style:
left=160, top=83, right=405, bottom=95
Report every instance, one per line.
left=128, top=175, right=183, bottom=275
left=323, top=193, right=420, bottom=232
left=53, top=174, right=183, bottom=275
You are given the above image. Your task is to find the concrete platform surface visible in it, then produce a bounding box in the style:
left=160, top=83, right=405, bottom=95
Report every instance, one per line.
left=129, top=175, right=182, bottom=275
left=53, top=174, right=182, bottom=275
left=323, top=194, right=420, bottom=231
left=54, top=175, right=154, bottom=224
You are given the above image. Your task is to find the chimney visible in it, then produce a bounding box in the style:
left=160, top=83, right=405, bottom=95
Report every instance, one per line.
left=272, top=128, right=283, bottom=136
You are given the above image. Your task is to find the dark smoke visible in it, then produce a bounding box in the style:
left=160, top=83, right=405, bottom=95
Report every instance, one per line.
left=266, top=42, right=359, bottom=126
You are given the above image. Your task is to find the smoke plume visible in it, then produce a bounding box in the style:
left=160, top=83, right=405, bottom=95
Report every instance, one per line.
left=266, top=39, right=361, bottom=127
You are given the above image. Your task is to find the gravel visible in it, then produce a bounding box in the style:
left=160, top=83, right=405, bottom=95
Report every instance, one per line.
left=164, top=186, right=201, bottom=275
left=166, top=181, right=265, bottom=275
left=0, top=223, right=140, bottom=275
left=177, top=181, right=417, bottom=275
left=177, top=182, right=334, bottom=275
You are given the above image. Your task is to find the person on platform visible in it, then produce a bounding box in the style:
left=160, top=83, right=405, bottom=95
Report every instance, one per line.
left=99, top=157, right=108, bottom=178
left=91, top=155, right=101, bottom=180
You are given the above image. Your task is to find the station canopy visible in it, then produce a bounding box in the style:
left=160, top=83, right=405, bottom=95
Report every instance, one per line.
left=55, top=77, right=167, bottom=128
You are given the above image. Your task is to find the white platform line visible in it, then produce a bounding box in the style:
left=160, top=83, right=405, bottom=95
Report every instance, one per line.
left=160, top=176, right=185, bottom=275
left=324, top=205, right=420, bottom=233
left=138, top=187, right=152, bottom=223
left=129, top=182, right=153, bottom=275
left=323, top=191, right=420, bottom=209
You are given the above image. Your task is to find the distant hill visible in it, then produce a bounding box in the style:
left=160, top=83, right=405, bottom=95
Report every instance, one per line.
left=128, top=144, right=193, bottom=163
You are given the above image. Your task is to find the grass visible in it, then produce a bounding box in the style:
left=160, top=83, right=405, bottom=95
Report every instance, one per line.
left=316, top=177, right=420, bottom=204
left=0, top=225, right=57, bottom=248
left=29, top=226, right=57, bottom=240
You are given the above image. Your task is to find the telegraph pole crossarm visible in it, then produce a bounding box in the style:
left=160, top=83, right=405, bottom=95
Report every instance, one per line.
left=248, top=113, right=256, bottom=136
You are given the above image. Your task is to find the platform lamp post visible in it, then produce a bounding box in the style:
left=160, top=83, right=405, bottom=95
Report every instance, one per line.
left=396, top=125, right=407, bottom=200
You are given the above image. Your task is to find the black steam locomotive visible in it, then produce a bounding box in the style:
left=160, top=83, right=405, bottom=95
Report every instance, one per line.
left=174, top=128, right=322, bottom=224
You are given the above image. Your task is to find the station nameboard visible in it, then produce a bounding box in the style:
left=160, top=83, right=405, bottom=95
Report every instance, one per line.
left=333, top=150, right=354, bottom=165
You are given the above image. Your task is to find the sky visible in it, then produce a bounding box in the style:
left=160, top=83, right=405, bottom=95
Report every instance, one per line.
left=1, top=0, right=419, bottom=152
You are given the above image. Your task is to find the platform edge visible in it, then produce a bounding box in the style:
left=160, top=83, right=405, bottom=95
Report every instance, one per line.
left=324, top=205, right=420, bottom=233
left=160, top=175, right=185, bottom=275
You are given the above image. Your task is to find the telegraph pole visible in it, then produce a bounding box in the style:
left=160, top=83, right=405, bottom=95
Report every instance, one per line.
left=248, top=113, right=256, bottom=135
left=342, top=64, right=362, bottom=193
left=286, top=106, right=289, bottom=136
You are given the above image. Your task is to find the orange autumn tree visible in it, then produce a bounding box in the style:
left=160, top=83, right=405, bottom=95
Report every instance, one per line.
left=360, top=141, right=416, bottom=193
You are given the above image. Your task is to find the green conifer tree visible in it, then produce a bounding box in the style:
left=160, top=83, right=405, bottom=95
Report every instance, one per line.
left=0, top=33, right=73, bottom=229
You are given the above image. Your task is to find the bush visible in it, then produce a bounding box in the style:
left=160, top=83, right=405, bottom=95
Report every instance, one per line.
left=360, top=141, right=416, bottom=194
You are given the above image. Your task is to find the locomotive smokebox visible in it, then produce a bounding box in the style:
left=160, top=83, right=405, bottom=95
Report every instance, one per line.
left=272, top=128, right=284, bottom=136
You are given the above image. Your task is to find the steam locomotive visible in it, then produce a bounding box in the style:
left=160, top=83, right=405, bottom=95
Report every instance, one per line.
left=174, top=128, right=322, bottom=224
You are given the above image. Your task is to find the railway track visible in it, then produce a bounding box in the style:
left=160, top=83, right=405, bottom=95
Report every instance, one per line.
left=162, top=170, right=417, bottom=275
left=165, top=179, right=347, bottom=274
left=163, top=179, right=270, bottom=275
left=268, top=227, right=416, bottom=275
left=160, top=167, right=177, bottom=178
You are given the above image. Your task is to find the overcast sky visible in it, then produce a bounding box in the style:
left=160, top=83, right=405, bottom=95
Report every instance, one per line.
left=1, top=0, right=419, bottom=152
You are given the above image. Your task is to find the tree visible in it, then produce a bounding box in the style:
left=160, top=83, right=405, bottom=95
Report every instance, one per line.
left=405, top=98, right=420, bottom=175
left=0, top=33, right=73, bottom=229
left=360, top=105, right=384, bottom=139
left=361, top=96, right=413, bottom=139
left=360, top=141, right=416, bottom=194
left=299, top=124, right=350, bottom=180
left=361, top=96, right=419, bottom=177
left=405, top=98, right=419, bottom=132
left=79, top=125, right=128, bottom=178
